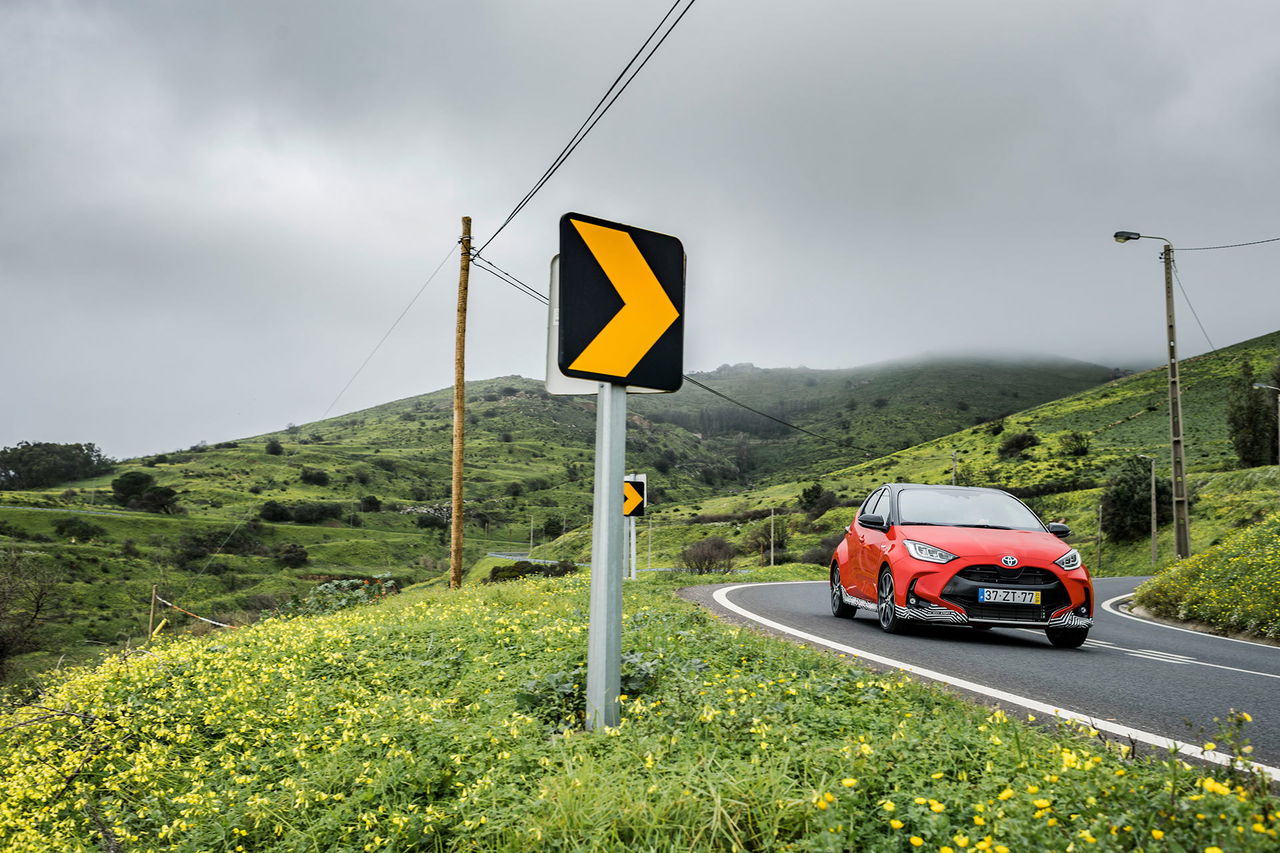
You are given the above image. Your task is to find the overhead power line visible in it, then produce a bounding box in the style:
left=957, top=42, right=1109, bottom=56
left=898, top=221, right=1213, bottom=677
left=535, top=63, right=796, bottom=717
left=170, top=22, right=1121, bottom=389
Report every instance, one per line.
left=476, top=0, right=699, bottom=255
left=472, top=255, right=549, bottom=305
left=321, top=242, right=458, bottom=419
left=1179, top=236, right=1280, bottom=251
left=1170, top=260, right=1217, bottom=353
left=682, top=376, right=877, bottom=454
left=475, top=255, right=880, bottom=456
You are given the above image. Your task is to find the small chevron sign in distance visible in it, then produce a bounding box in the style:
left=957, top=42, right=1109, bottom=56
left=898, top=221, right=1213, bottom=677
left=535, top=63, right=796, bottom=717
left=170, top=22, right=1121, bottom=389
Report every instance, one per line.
left=623, top=478, right=646, bottom=517
left=558, top=212, right=685, bottom=392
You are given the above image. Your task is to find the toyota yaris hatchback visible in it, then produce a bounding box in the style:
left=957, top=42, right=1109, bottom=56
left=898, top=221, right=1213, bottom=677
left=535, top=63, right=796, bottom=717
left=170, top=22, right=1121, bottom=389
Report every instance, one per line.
left=829, top=484, right=1094, bottom=648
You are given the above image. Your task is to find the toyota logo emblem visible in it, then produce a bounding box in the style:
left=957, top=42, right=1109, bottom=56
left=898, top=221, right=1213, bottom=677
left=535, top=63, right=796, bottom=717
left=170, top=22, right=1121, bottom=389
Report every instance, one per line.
left=1001, top=555, right=1019, bottom=567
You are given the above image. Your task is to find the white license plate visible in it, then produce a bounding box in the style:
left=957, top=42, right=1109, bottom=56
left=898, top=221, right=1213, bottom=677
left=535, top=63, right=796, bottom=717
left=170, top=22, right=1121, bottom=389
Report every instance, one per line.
left=978, top=588, right=1040, bottom=605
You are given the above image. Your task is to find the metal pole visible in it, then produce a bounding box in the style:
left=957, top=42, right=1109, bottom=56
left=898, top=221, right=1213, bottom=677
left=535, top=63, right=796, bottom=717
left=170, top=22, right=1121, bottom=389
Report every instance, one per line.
left=586, top=382, right=626, bottom=730
left=769, top=508, right=775, bottom=566
left=629, top=516, right=637, bottom=581
left=449, top=217, right=472, bottom=589
left=647, top=514, right=652, bottom=571
left=1095, top=503, right=1103, bottom=574
left=952, top=450, right=958, bottom=486
left=1149, top=457, right=1158, bottom=566
left=148, top=584, right=157, bottom=639
left=1163, top=245, right=1192, bottom=559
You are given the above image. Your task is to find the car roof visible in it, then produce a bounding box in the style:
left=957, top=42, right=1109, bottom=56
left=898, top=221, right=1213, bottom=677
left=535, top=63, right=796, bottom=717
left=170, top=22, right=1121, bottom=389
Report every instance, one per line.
left=879, top=483, right=1012, bottom=496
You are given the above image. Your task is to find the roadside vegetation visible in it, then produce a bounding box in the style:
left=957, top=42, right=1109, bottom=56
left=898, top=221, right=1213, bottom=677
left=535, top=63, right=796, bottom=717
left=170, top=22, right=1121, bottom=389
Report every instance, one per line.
left=1135, top=513, right=1280, bottom=640
left=2, top=566, right=1276, bottom=851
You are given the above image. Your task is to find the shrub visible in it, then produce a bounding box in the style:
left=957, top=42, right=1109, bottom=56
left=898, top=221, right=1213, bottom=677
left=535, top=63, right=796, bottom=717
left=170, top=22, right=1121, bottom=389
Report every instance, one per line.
left=359, top=495, right=382, bottom=513
left=1057, top=431, right=1091, bottom=457
left=679, top=537, right=735, bottom=574
left=798, top=482, right=837, bottom=519
left=273, top=543, right=309, bottom=568
left=264, top=438, right=284, bottom=456
left=274, top=574, right=398, bottom=618
left=998, top=431, right=1040, bottom=459
left=51, top=517, right=107, bottom=541
left=259, top=500, right=292, bottom=522
left=299, top=468, right=330, bottom=487
left=290, top=502, right=344, bottom=525
left=486, top=560, right=578, bottom=584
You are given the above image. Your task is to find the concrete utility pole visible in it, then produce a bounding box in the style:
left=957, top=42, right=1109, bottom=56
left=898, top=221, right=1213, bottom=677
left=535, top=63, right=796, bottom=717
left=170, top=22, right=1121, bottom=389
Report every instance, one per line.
left=1113, top=232, right=1191, bottom=559
left=449, top=217, right=472, bottom=589
left=1160, top=244, right=1191, bottom=559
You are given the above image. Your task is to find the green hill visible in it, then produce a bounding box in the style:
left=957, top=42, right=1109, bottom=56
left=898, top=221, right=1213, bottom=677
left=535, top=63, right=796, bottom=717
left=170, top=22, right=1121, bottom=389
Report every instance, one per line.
left=537, top=330, right=1280, bottom=580
left=0, top=356, right=1115, bottom=682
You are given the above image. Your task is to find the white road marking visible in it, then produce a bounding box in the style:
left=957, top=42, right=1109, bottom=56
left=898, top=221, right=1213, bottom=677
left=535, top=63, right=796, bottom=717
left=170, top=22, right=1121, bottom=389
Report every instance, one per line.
left=1101, top=591, right=1280, bottom=651
left=712, top=581, right=1280, bottom=783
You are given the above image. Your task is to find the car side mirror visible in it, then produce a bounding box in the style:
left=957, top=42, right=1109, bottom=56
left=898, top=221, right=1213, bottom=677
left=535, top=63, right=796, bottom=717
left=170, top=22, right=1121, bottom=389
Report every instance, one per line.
left=1047, top=522, right=1071, bottom=539
left=858, top=513, right=886, bottom=530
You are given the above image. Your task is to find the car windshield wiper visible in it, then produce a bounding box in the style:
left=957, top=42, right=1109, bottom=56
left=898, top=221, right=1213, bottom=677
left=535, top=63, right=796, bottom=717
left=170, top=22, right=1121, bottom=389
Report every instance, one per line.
left=958, top=523, right=1014, bottom=530
left=900, top=521, right=946, bottom=526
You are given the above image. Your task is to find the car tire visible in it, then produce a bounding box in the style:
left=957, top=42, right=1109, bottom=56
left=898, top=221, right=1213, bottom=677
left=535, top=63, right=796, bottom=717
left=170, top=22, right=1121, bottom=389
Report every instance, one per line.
left=876, top=569, right=904, bottom=634
left=1046, top=627, right=1088, bottom=649
left=830, top=565, right=856, bottom=618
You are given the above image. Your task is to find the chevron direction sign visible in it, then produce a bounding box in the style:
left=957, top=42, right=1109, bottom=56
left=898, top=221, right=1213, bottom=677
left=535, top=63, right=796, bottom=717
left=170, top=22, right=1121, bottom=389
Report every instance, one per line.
left=623, top=474, right=646, bottom=517
left=558, top=212, right=685, bottom=392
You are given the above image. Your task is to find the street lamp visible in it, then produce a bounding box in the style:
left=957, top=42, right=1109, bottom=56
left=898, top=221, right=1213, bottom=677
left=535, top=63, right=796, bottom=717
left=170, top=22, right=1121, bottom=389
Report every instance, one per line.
left=1252, top=383, right=1280, bottom=466
left=1113, top=231, right=1191, bottom=559
left=1136, top=454, right=1158, bottom=566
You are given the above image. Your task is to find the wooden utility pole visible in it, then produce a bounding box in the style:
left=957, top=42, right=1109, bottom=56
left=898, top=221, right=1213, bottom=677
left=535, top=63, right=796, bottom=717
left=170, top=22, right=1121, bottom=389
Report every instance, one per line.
left=449, top=217, right=472, bottom=589
left=148, top=585, right=157, bottom=639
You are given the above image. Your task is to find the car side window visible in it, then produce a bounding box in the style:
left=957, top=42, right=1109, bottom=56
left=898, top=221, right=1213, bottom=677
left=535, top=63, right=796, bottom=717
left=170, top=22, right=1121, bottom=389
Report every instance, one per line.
left=859, top=489, right=885, bottom=523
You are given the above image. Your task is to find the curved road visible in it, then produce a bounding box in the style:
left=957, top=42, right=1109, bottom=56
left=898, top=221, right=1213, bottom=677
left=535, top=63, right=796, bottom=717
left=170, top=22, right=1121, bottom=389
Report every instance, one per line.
left=692, top=577, right=1280, bottom=779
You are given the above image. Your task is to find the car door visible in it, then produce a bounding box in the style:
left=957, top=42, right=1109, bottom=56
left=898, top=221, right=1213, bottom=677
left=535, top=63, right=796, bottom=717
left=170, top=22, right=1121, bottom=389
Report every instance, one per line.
left=850, top=488, right=889, bottom=600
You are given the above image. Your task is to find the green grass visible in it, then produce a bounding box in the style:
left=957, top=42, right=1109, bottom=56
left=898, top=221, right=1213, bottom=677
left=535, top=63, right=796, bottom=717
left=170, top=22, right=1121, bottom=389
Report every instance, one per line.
left=2, top=567, right=1275, bottom=851
left=1134, top=513, right=1280, bottom=639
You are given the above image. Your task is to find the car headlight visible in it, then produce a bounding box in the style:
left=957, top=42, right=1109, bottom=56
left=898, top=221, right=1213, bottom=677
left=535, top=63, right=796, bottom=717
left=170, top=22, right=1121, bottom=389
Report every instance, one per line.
left=904, top=540, right=958, bottom=564
left=1055, top=548, right=1083, bottom=571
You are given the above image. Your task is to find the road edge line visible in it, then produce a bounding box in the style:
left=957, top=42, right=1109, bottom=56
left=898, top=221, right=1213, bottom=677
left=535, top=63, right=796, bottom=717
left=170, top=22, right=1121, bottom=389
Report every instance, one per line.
left=712, top=581, right=1280, bottom=783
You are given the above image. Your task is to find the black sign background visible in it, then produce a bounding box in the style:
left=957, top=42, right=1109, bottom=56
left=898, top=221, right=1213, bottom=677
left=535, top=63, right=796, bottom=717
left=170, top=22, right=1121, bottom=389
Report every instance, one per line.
left=558, top=212, right=685, bottom=392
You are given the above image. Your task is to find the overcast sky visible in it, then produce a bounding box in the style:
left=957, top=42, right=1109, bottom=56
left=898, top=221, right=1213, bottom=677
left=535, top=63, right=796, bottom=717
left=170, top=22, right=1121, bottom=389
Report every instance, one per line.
left=4, top=1, right=1280, bottom=460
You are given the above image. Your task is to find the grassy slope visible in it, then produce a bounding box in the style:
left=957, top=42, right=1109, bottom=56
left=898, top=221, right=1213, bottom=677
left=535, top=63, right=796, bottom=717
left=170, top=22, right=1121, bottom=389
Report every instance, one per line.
left=1134, top=512, right=1280, bottom=639
left=1, top=568, right=1275, bottom=851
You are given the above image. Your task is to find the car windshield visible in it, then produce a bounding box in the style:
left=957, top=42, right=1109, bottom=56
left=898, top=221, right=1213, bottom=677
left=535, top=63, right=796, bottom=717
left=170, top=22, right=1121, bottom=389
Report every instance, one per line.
left=896, top=488, right=1045, bottom=532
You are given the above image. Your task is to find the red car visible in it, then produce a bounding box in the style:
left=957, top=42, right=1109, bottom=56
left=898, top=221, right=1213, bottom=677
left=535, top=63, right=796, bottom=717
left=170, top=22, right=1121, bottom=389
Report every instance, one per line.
left=829, top=483, right=1093, bottom=648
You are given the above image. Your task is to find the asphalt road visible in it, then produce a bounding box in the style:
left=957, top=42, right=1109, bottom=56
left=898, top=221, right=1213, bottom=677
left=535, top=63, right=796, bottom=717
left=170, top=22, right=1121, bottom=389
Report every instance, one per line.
left=690, top=576, right=1280, bottom=777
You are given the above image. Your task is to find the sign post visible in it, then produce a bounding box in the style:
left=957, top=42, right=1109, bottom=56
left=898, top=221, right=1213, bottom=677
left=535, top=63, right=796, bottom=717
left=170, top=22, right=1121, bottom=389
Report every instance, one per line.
left=624, top=474, right=646, bottom=582
left=586, top=382, right=626, bottom=728
left=555, top=212, right=684, bottom=730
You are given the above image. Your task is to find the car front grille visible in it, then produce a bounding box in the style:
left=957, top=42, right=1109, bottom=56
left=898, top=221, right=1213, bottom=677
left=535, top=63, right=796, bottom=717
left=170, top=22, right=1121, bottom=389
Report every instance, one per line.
left=964, top=603, right=1052, bottom=623
left=941, top=565, right=1070, bottom=623
left=954, top=565, right=1057, bottom=585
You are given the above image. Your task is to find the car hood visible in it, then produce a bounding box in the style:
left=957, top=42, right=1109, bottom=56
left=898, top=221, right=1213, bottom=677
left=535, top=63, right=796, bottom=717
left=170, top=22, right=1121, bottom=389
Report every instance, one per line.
left=897, top=525, right=1073, bottom=565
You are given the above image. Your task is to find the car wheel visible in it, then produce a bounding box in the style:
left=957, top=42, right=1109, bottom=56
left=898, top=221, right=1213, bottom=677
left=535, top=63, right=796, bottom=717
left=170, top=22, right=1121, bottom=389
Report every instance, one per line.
left=830, top=565, right=856, bottom=618
left=1046, top=627, right=1088, bottom=649
left=876, top=569, right=903, bottom=634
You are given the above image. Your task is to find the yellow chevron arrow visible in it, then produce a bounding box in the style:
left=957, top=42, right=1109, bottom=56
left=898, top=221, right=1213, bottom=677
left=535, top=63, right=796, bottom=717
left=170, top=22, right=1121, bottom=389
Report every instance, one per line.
left=568, top=218, right=680, bottom=377
left=623, top=481, right=644, bottom=516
